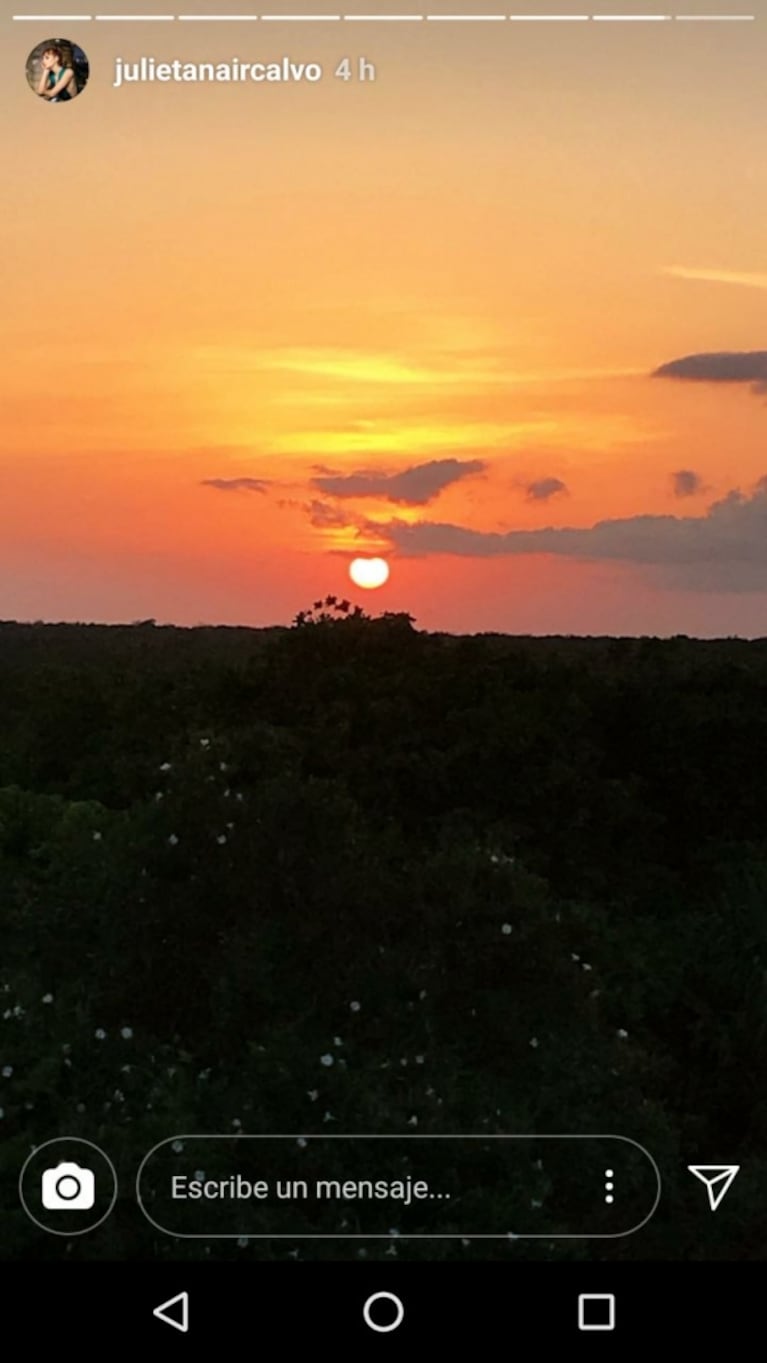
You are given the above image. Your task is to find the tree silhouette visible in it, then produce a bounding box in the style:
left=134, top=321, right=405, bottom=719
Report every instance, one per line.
left=292, top=598, right=371, bottom=627
left=291, top=599, right=417, bottom=630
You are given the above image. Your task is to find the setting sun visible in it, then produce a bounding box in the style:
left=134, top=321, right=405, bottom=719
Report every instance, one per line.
left=349, top=558, right=390, bottom=591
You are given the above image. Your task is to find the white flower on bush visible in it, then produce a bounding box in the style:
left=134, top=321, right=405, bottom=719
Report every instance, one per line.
left=94, top=1029, right=107, bottom=1041
left=159, top=762, right=172, bottom=772
left=501, top=923, right=513, bottom=936
left=617, top=1028, right=629, bottom=1039
left=120, top=1027, right=133, bottom=1040
left=320, top=1053, right=334, bottom=1068
left=41, top=994, right=53, bottom=1004
left=529, top=1037, right=539, bottom=1049
left=168, top=834, right=179, bottom=846
left=349, top=1001, right=361, bottom=1013
left=172, top=1140, right=184, bottom=1153
left=1, top=1066, right=12, bottom=1078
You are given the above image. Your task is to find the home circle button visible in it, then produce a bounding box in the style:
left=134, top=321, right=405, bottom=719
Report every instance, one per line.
left=363, top=1291, right=405, bottom=1334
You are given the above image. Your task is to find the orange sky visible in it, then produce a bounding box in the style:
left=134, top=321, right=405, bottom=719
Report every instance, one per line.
left=2, top=2, right=767, bottom=634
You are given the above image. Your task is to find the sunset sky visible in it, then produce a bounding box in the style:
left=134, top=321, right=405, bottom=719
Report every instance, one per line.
left=2, top=1, right=766, bottom=635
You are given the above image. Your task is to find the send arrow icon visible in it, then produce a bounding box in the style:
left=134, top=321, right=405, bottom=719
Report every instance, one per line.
left=687, top=1165, right=740, bottom=1211
left=153, top=1291, right=189, bottom=1333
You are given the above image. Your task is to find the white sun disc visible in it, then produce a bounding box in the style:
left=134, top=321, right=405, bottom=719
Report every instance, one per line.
left=349, top=558, right=390, bottom=590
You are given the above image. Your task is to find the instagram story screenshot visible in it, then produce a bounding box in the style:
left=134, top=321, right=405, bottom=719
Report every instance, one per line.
left=1, top=0, right=765, bottom=1345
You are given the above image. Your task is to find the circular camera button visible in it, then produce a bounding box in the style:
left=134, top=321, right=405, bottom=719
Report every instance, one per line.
left=19, top=1137, right=118, bottom=1236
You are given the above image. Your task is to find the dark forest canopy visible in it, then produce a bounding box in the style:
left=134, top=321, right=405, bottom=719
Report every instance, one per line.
left=1, top=619, right=765, bottom=1261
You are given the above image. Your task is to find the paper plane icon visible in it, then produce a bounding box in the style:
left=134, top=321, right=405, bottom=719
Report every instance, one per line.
left=687, top=1165, right=740, bottom=1211
left=153, top=1291, right=189, bottom=1333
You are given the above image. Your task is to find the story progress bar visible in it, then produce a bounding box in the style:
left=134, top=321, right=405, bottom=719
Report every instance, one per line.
left=9, top=13, right=760, bottom=24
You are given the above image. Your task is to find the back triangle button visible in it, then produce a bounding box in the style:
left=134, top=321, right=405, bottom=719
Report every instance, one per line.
left=153, top=1291, right=189, bottom=1333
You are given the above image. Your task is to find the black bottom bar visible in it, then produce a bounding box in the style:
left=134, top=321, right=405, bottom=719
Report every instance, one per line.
left=2, top=1263, right=759, bottom=1347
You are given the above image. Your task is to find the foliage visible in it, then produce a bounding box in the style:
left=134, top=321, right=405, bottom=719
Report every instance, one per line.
left=0, top=617, right=765, bottom=1260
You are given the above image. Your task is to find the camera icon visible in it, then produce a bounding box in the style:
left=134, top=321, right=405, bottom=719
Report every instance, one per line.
left=41, top=1161, right=96, bottom=1211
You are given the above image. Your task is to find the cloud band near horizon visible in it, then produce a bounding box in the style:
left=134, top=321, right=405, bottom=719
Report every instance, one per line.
left=367, top=480, right=767, bottom=591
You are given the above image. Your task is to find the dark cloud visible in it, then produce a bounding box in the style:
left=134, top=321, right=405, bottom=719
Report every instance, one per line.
left=526, top=477, right=568, bottom=502
left=312, top=458, right=486, bottom=506
left=653, top=351, right=767, bottom=392
left=305, top=500, right=355, bottom=529
left=374, top=479, right=767, bottom=592
left=671, top=469, right=705, bottom=498
left=202, top=478, right=270, bottom=494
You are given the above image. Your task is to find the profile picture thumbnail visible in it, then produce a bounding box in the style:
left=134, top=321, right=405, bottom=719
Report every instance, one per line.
left=26, top=38, right=89, bottom=103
